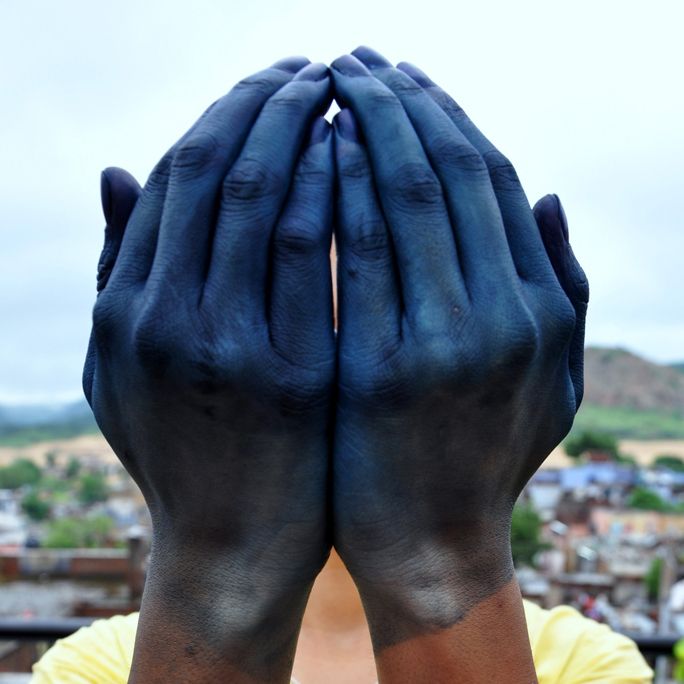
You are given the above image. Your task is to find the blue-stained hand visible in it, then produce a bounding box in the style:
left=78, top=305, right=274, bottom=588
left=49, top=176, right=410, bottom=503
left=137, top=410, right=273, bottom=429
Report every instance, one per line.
left=83, top=58, right=335, bottom=679
left=331, top=47, right=589, bottom=649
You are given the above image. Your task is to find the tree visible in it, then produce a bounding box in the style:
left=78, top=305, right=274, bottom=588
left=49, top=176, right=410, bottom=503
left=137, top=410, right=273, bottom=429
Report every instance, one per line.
left=564, top=430, right=619, bottom=460
left=511, top=504, right=550, bottom=567
left=78, top=473, right=109, bottom=504
left=627, top=486, right=668, bottom=512
left=0, top=458, right=41, bottom=489
left=21, top=489, right=51, bottom=521
left=653, top=455, right=684, bottom=473
left=43, top=515, right=114, bottom=548
left=65, top=457, right=81, bottom=479
left=645, top=557, right=663, bottom=601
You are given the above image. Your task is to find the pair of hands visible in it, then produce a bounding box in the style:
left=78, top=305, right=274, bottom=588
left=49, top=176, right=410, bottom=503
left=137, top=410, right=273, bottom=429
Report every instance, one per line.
left=84, top=47, right=588, bottom=682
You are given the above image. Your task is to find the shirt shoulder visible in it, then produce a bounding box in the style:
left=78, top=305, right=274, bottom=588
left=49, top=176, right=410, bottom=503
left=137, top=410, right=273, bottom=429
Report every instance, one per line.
left=523, top=600, right=654, bottom=683
left=31, top=613, right=138, bottom=684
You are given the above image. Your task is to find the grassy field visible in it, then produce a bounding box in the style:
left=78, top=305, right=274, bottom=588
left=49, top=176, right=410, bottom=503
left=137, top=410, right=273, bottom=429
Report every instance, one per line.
left=0, top=423, right=99, bottom=448
left=572, top=403, right=684, bottom=440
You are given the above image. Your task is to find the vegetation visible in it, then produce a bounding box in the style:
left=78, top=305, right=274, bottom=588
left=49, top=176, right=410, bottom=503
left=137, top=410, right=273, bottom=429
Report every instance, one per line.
left=564, top=430, right=619, bottom=460
left=573, top=403, right=684, bottom=440
left=0, top=423, right=99, bottom=448
left=627, top=486, right=670, bottom=512
left=21, top=489, right=51, bottom=521
left=653, top=455, right=684, bottom=472
left=78, top=473, right=109, bottom=504
left=43, top=514, right=114, bottom=548
left=645, top=557, right=663, bottom=601
left=0, top=458, right=42, bottom=489
left=511, top=504, right=550, bottom=567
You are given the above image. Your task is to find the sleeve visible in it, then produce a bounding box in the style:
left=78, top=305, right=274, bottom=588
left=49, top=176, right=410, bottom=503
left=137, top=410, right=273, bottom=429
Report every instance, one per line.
left=30, top=613, right=138, bottom=684
left=524, top=601, right=654, bottom=684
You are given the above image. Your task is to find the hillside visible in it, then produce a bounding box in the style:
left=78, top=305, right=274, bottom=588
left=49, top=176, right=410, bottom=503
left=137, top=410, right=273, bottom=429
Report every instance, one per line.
left=575, top=347, right=684, bottom=439
left=584, top=347, right=684, bottom=413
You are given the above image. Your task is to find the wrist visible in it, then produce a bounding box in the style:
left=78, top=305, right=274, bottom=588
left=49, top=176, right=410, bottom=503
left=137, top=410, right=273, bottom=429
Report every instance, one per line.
left=130, top=540, right=321, bottom=683
left=346, top=534, right=515, bottom=650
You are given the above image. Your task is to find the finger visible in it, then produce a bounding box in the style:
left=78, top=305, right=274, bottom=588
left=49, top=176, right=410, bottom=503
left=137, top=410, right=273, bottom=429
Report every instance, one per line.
left=97, top=167, right=141, bottom=292
left=147, top=59, right=316, bottom=298
left=269, top=117, right=334, bottom=366
left=333, top=109, right=401, bottom=358
left=533, top=194, right=589, bottom=409
left=203, top=64, right=333, bottom=323
left=397, top=60, right=556, bottom=285
left=330, top=54, right=467, bottom=329
left=352, top=47, right=518, bottom=301
left=109, top=57, right=310, bottom=291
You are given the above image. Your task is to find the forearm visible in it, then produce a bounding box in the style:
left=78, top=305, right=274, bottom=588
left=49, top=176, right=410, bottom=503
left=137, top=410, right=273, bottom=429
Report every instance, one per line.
left=370, top=577, right=537, bottom=684
left=129, top=543, right=313, bottom=684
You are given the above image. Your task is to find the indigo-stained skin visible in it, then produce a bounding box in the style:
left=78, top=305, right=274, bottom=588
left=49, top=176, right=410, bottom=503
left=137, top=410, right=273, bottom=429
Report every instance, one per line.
left=83, top=58, right=335, bottom=680
left=331, top=47, right=589, bottom=651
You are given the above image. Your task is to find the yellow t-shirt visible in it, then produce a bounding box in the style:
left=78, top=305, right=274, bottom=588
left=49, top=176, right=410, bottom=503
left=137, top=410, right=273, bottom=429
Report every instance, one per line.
left=31, top=601, right=653, bottom=683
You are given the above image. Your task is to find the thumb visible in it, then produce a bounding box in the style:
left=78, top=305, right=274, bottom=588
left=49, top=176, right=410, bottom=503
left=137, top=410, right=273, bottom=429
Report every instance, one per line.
left=97, top=167, right=141, bottom=292
left=533, top=194, right=589, bottom=410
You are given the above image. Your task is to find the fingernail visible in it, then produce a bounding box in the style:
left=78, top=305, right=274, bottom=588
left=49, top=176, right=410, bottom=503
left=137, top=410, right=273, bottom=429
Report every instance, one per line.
left=335, top=109, right=360, bottom=142
left=293, top=62, right=329, bottom=82
left=331, top=54, right=370, bottom=77
left=308, top=117, right=330, bottom=145
left=352, top=46, right=392, bottom=69
left=271, top=56, right=310, bottom=73
left=100, top=170, right=113, bottom=225
left=335, top=109, right=361, bottom=143
left=397, top=61, right=434, bottom=88
left=553, top=194, right=569, bottom=241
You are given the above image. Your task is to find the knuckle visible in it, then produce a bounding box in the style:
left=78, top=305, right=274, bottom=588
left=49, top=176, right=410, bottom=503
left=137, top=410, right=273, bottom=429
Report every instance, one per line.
left=267, top=91, right=307, bottom=116
left=384, top=162, right=443, bottom=208
left=145, top=153, right=174, bottom=190
left=541, top=291, right=577, bottom=345
left=481, top=150, right=520, bottom=189
left=273, top=216, right=324, bottom=257
left=222, top=158, right=282, bottom=203
left=348, top=223, right=391, bottom=261
left=91, top=293, right=120, bottom=341
left=233, top=75, right=280, bottom=96
left=433, top=137, right=487, bottom=173
left=338, top=155, right=371, bottom=181
left=172, top=132, right=220, bottom=176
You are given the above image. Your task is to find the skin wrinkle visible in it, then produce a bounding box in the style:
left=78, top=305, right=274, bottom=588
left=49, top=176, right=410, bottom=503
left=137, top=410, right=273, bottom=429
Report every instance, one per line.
left=86, top=48, right=588, bottom=683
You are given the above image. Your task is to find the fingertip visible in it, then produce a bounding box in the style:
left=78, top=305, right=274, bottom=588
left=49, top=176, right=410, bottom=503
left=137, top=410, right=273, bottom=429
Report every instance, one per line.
left=351, top=46, right=392, bottom=69
left=100, top=169, right=113, bottom=225
left=100, top=167, right=142, bottom=228
left=291, top=62, right=329, bottom=82
left=331, top=54, right=370, bottom=78
left=533, top=194, right=568, bottom=242
left=308, top=117, right=332, bottom=146
left=333, top=109, right=361, bottom=143
left=271, top=56, right=311, bottom=73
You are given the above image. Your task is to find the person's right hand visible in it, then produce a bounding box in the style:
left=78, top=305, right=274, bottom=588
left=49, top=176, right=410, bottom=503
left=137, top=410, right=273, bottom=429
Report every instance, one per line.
left=331, top=48, right=588, bottom=659
left=84, top=58, right=335, bottom=683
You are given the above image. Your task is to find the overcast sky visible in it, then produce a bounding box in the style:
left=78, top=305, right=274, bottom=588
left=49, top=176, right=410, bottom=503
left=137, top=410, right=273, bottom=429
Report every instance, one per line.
left=1, top=0, right=682, bottom=403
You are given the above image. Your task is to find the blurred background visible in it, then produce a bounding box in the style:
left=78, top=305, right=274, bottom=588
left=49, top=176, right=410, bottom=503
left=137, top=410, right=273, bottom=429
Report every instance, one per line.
left=0, top=0, right=683, bottom=680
